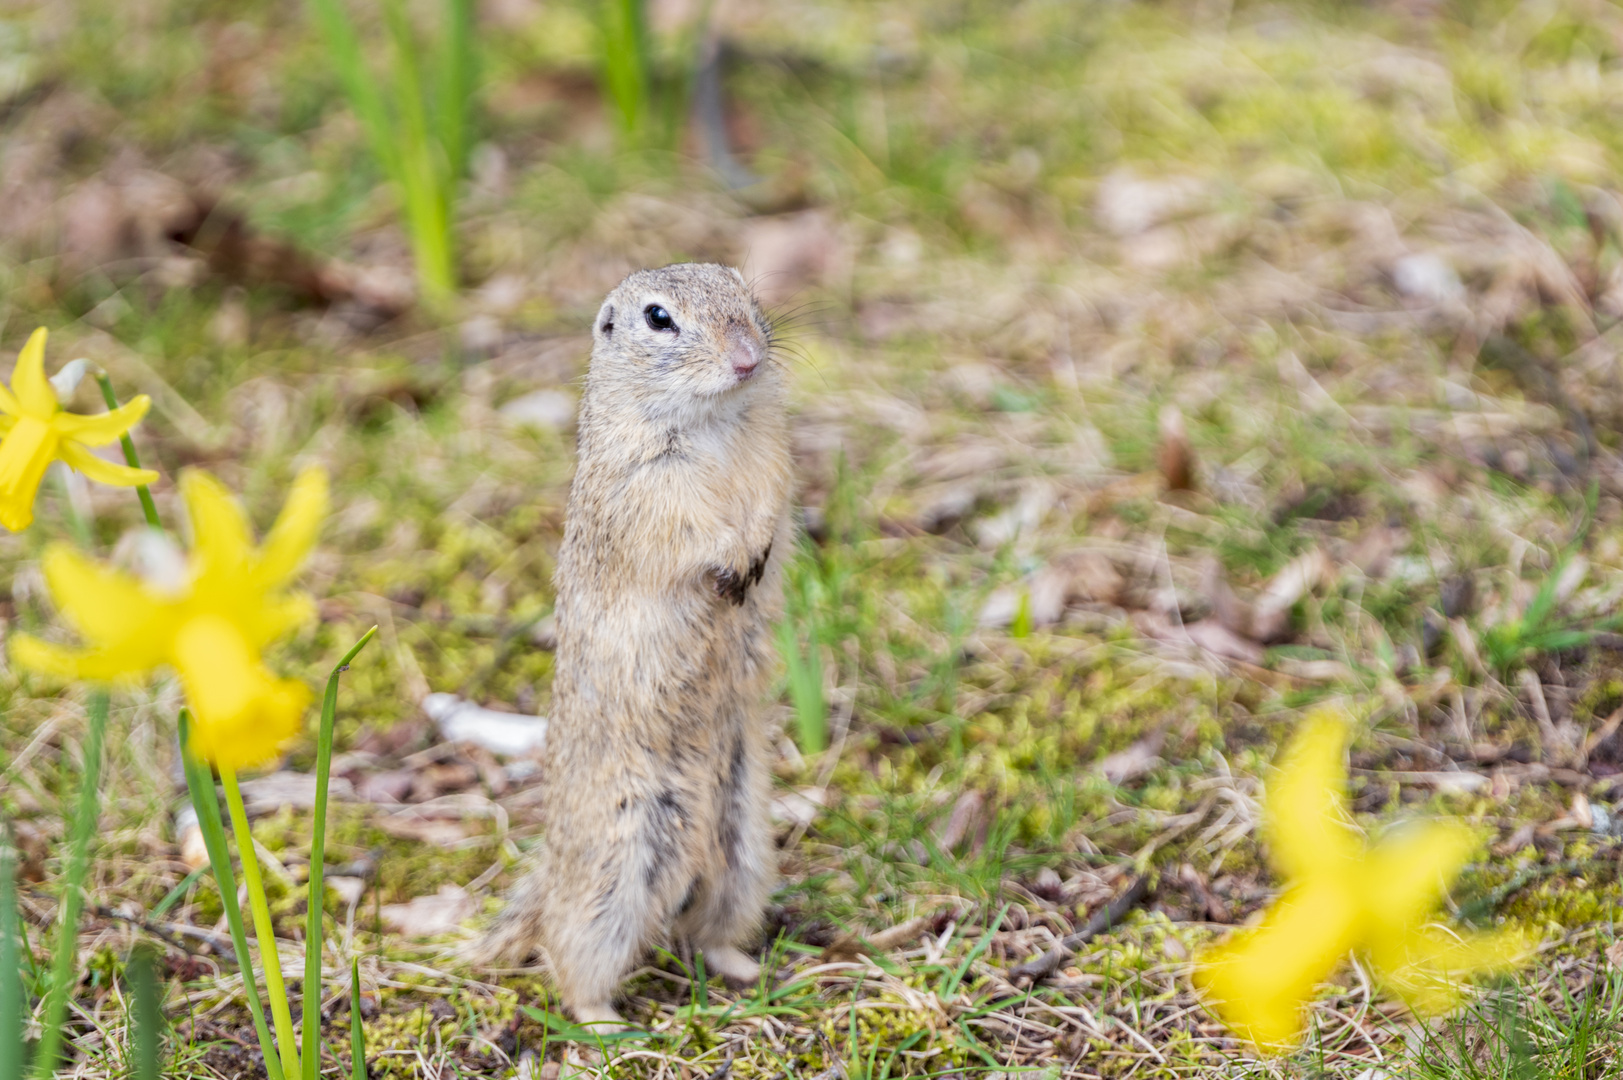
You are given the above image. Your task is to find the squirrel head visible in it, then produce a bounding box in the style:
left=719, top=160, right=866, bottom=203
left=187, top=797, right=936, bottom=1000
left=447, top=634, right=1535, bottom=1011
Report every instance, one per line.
left=589, top=264, right=777, bottom=424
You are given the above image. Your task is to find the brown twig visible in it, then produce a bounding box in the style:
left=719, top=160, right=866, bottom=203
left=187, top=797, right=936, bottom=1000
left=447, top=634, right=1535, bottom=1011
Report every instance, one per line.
left=27, top=888, right=233, bottom=960
left=1008, top=874, right=1152, bottom=986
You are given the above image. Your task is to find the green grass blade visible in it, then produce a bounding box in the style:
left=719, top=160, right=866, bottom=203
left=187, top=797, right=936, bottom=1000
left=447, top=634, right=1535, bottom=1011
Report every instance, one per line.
left=1, top=839, right=23, bottom=1080
left=777, top=619, right=826, bottom=755
left=308, top=0, right=400, bottom=177
left=599, top=0, right=650, bottom=136
left=179, top=711, right=286, bottom=1080
left=128, top=946, right=163, bottom=1080
left=349, top=959, right=367, bottom=1080
left=302, top=627, right=378, bottom=1080
left=93, top=374, right=161, bottom=531
left=435, top=0, right=476, bottom=182
left=32, top=689, right=108, bottom=1080
left=304, top=0, right=402, bottom=183
left=937, top=903, right=1008, bottom=1003
left=383, top=0, right=456, bottom=309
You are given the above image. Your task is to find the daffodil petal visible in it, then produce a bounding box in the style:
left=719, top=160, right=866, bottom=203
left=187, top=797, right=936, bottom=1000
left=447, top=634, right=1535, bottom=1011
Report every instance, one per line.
left=57, top=441, right=159, bottom=489
left=255, top=465, right=328, bottom=588
left=1267, top=709, right=1361, bottom=879
left=0, top=416, right=59, bottom=532
left=173, top=614, right=307, bottom=771
left=242, top=594, right=318, bottom=649
left=180, top=469, right=254, bottom=578
left=1364, top=822, right=1481, bottom=936
left=39, top=544, right=175, bottom=664
left=1372, top=925, right=1532, bottom=1009
left=1195, top=879, right=1363, bottom=1051
left=9, top=634, right=147, bottom=682
left=11, top=327, right=57, bottom=417
left=52, top=394, right=152, bottom=447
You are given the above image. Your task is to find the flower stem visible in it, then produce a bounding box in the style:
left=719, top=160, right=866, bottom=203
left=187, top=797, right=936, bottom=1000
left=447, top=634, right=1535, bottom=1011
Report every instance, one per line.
left=178, top=711, right=285, bottom=1080
left=94, top=373, right=161, bottom=531
left=31, top=690, right=107, bottom=1080
left=221, top=765, right=302, bottom=1080
left=302, top=626, right=377, bottom=1080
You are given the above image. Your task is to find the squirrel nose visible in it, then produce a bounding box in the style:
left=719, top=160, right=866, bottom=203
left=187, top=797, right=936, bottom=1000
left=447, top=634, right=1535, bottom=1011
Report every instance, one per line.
left=727, top=334, right=762, bottom=379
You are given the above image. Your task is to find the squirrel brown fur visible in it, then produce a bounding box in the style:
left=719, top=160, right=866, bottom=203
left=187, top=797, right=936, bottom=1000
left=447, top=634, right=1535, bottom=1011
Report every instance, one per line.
left=473, top=264, right=793, bottom=1029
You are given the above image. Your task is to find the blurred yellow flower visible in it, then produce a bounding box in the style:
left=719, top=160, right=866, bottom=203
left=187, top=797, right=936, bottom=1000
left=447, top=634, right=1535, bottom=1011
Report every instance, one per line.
left=12, top=467, right=328, bottom=771
left=1194, top=709, right=1529, bottom=1052
left=0, top=327, right=158, bottom=531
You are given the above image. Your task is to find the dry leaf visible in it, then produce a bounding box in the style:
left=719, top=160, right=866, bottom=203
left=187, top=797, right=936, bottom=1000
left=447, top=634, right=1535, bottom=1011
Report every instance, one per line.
left=770, top=787, right=826, bottom=828
left=375, top=815, right=474, bottom=846
left=1182, top=619, right=1266, bottom=665
left=327, top=876, right=367, bottom=907
left=237, top=772, right=356, bottom=816
left=379, top=884, right=477, bottom=938
left=422, top=693, right=548, bottom=757
left=354, top=769, right=415, bottom=804
left=1096, top=729, right=1166, bottom=785
left=937, top=790, right=985, bottom=853
left=1158, top=405, right=1194, bottom=492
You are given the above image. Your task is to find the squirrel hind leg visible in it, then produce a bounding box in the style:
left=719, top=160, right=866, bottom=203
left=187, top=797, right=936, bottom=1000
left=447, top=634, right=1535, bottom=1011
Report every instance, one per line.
left=464, top=870, right=551, bottom=968
left=699, top=943, right=762, bottom=988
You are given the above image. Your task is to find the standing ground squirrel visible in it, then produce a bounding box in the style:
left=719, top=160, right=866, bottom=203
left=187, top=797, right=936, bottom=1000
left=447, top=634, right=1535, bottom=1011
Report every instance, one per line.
left=475, top=264, right=793, bottom=1028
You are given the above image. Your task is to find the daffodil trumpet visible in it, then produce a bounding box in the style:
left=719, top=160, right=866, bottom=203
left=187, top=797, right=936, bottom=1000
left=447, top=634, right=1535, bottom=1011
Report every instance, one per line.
left=0, top=328, right=158, bottom=532
left=1193, top=710, right=1531, bottom=1053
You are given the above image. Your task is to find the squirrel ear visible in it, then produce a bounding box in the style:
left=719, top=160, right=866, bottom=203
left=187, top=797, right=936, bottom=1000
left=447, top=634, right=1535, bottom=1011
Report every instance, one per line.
left=597, top=302, right=616, bottom=335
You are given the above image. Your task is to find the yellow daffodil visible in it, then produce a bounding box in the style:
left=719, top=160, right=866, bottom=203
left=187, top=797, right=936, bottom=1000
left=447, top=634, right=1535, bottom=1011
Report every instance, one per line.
left=12, top=466, right=328, bottom=771
left=1194, top=709, right=1530, bottom=1052
left=0, top=327, right=158, bottom=531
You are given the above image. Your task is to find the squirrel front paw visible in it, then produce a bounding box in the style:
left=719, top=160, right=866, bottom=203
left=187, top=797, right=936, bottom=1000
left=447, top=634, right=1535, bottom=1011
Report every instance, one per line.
left=710, top=542, right=772, bottom=606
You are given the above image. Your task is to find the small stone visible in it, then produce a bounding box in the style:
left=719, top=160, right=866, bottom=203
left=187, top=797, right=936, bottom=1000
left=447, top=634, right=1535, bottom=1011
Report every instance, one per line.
left=1392, top=252, right=1464, bottom=305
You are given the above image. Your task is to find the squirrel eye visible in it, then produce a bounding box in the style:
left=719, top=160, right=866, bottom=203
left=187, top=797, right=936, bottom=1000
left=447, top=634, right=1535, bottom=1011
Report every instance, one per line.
left=644, top=305, right=677, bottom=332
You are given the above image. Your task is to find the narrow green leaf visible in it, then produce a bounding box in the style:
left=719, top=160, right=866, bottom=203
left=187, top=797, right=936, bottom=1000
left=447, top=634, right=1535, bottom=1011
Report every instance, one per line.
left=179, top=711, right=286, bottom=1080
left=128, top=946, right=164, bottom=1080
left=436, top=0, right=476, bottom=181
left=220, top=767, right=301, bottom=1080
left=599, top=0, right=650, bottom=136
left=938, top=903, right=1009, bottom=1003
left=349, top=958, right=367, bottom=1080
left=1, top=841, right=23, bottom=1080
left=519, top=1005, right=647, bottom=1043
left=777, top=620, right=825, bottom=755
left=305, top=0, right=402, bottom=183
left=302, top=627, right=378, bottom=1080
left=32, top=690, right=108, bottom=1080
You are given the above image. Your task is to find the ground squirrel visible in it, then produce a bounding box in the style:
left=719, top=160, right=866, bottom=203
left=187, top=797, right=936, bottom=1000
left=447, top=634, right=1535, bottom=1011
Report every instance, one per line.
left=476, top=264, right=793, bottom=1028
